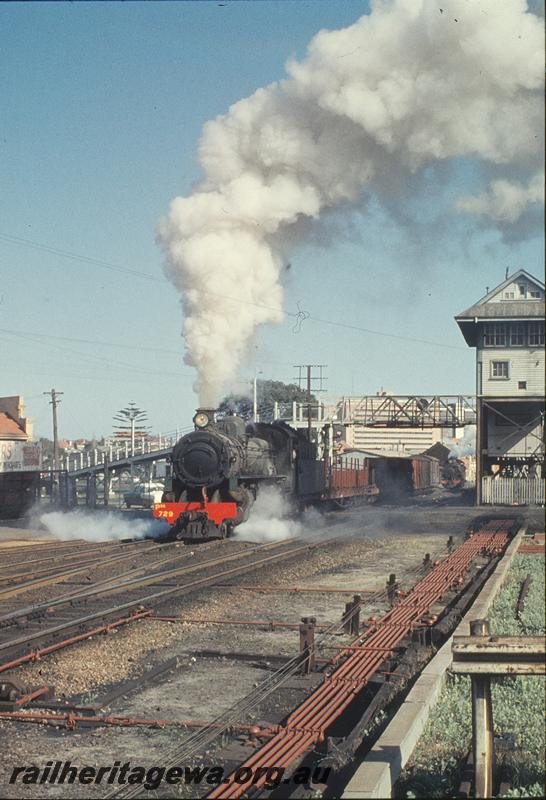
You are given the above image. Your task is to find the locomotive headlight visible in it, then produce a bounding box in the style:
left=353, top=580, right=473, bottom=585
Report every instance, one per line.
left=193, top=411, right=210, bottom=429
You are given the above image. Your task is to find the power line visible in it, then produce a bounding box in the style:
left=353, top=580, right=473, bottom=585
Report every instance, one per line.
left=0, top=232, right=159, bottom=282
left=0, top=231, right=293, bottom=317
left=0, top=330, right=194, bottom=379
left=0, top=327, right=295, bottom=367
left=0, top=366, right=187, bottom=385
left=309, top=316, right=466, bottom=350
left=1, top=232, right=467, bottom=351
left=0, top=327, right=184, bottom=356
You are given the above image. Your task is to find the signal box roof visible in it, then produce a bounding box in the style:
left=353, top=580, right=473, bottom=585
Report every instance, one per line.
left=455, top=269, right=545, bottom=346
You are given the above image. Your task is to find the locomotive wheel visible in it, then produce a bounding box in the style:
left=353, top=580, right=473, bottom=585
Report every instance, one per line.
left=219, top=522, right=232, bottom=539
left=172, top=520, right=185, bottom=541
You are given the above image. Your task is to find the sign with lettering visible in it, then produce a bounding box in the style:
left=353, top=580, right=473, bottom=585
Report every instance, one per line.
left=0, top=441, right=42, bottom=472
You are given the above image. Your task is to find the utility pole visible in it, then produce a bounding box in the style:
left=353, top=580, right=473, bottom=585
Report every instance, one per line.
left=253, top=377, right=258, bottom=423
left=293, top=365, right=327, bottom=440
left=252, top=370, right=263, bottom=422
left=43, top=388, right=63, bottom=472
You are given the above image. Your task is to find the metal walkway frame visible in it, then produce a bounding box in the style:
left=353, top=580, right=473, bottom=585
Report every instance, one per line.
left=337, top=395, right=477, bottom=429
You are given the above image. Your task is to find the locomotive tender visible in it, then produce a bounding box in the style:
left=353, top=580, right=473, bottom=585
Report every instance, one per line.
left=153, top=408, right=378, bottom=540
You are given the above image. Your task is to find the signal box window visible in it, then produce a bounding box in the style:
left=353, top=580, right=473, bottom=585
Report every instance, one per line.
left=529, top=322, right=545, bottom=346
left=510, top=324, right=526, bottom=346
left=518, top=284, right=526, bottom=296
left=529, top=289, right=541, bottom=298
left=484, top=323, right=508, bottom=347
left=518, top=381, right=527, bottom=390
left=491, top=361, right=509, bottom=379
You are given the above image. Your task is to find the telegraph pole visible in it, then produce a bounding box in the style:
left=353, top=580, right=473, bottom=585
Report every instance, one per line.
left=43, top=388, right=63, bottom=472
left=253, top=376, right=258, bottom=423
left=293, top=365, right=327, bottom=440
left=252, top=370, right=263, bottom=422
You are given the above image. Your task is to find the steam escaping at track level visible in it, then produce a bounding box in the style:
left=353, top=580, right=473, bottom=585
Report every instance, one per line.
left=38, top=510, right=169, bottom=542
left=158, top=0, right=543, bottom=404
left=233, top=486, right=302, bottom=543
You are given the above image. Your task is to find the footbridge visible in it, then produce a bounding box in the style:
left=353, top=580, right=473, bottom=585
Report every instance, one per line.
left=335, top=395, right=477, bottom=428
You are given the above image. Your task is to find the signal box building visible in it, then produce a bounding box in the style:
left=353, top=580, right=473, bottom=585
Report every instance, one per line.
left=455, top=270, right=545, bottom=505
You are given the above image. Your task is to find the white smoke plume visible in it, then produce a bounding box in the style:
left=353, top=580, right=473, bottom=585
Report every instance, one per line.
left=158, top=0, right=544, bottom=404
left=39, top=510, right=168, bottom=542
left=449, top=425, right=476, bottom=457
left=458, top=171, right=544, bottom=223
left=234, top=486, right=302, bottom=543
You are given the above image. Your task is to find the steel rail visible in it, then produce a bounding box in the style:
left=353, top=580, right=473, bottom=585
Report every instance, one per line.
left=0, top=537, right=156, bottom=572
left=0, top=537, right=326, bottom=669
left=0, top=541, right=183, bottom=601
left=0, top=542, right=187, bottom=600
left=0, top=542, right=180, bottom=594
left=108, top=545, right=450, bottom=800
left=0, top=538, right=294, bottom=629
left=206, top=523, right=513, bottom=799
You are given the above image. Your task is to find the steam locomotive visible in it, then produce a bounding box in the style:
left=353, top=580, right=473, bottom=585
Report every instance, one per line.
left=153, top=408, right=378, bottom=540
left=441, top=457, right=466, bottom=488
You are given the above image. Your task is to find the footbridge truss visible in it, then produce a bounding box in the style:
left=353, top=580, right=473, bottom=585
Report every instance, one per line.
left=337, top=395, right=477, bottom=429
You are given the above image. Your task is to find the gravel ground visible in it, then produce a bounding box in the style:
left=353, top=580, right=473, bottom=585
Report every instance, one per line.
left=0, top=502, right=533, bottom=799
left=396, top=548, right=546, bottom=799
left=13, top=530, right=448, bottom=698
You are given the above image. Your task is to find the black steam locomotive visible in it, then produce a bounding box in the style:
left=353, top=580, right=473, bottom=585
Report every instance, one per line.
left=153, top=408, right=377, bottom=540
left=441, top=457, right=467, bottom=488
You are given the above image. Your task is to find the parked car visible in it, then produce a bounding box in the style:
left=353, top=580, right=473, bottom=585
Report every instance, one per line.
left=123, top=483, right=164, bottom=508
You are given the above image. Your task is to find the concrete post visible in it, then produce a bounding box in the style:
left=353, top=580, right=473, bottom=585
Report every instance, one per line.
left=470, top=618, right=494, bottom=798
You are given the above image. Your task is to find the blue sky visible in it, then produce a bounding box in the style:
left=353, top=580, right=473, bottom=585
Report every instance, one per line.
left=1, top=1, right=542, bottom=440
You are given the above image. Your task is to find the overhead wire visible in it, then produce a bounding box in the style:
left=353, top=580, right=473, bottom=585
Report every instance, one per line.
left=0, top=327, right=296, bottom=368
left=1, top=232, right=467, bottom=351
left=0, top=330, right=194, bottom=381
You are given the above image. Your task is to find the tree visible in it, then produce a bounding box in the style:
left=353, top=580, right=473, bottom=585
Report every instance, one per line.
left=218, top=380, right=315, bottom=422
left=217, top=393, right=254, bottom=421
left=113, top=402, right=150, bottom=455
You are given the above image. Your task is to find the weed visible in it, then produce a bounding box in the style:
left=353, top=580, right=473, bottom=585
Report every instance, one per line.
left=396, top=553, right=545, bottom=799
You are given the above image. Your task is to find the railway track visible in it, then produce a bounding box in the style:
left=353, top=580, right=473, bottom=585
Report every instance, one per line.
left=0, top=539, right=187, bottom=600
left=204, top=519, right=514, bottom=800
left=0, top=535, right=330, bottom=672
left=96, top=519, right=515, bottom=800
